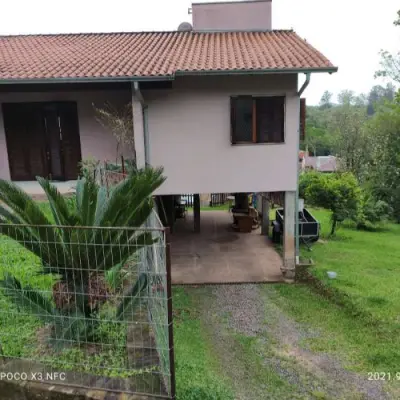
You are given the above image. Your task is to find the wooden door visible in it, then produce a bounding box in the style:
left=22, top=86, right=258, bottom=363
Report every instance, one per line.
left=3, top=101, right=82, bottom=181
left=57, top=102, right=82, bottom=180
left=43, top=104, right=64, bottom=180
left=2, top=103, right=48, bottom=180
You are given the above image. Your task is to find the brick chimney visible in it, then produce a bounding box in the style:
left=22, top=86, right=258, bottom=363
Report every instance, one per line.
left=191, top=0, right=272, bottom=31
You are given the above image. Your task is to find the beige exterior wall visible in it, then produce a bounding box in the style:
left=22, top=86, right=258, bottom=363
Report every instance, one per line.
left=0, top=89, right=131, bottom=180
left=0, top=75, right=299, bottom=195
left=145, top=74, right=300, bottom=195
left=192, top=0, right=272, bottom=31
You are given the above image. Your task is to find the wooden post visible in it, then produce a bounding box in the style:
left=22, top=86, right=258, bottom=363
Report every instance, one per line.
left=261, top=195, right=270, bottom=236
left=193, top=194, right=200, bottom=233
left=283, top=191, right=296, bottom=280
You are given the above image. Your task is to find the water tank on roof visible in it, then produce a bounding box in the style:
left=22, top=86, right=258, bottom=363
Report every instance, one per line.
left=177, top=22, right=193, bottom=32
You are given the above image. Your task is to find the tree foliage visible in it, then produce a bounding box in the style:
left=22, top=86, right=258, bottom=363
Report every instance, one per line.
left=300, top=172, right=361, bottom=235
left=94, top=102, right=136, bottom=163
left=375, top=10, right=400, bottom=84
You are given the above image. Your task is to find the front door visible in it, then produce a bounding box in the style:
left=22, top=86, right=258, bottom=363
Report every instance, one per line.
left=2, top=102, right=82, bottom=181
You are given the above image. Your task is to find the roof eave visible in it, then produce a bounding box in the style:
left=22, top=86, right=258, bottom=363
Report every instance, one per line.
left=0, top=67, right=338, bottom=84
left=175, top=67, right=338, bottom=76
left=0, top=75, right=175, bottom=85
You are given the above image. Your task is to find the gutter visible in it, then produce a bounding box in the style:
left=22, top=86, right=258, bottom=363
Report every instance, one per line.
left=295, top=72, right=311, bottom=265
left=0, top=67, right=338, bottom=85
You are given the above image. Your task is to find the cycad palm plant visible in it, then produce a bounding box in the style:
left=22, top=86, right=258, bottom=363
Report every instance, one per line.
left=0, top=167, right=165, bottom=347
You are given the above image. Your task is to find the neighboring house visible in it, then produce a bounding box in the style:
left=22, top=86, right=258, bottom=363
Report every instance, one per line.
left=300, top=153, right=338, bottom=172
left=0, top=0, right=337, bottom=276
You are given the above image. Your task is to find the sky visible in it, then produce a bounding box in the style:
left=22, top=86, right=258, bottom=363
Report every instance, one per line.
left=0, top=0, right=399, bottom=105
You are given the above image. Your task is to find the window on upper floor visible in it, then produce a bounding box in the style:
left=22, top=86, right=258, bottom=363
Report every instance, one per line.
left=230, top=96, right=285, bottom=144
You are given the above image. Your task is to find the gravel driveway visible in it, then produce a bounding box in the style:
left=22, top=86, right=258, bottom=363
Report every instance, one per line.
left=198, top=284, right=390, bottom=400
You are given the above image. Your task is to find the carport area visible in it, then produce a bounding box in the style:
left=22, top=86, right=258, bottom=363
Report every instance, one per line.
left=170, top=210, right=284, bottom=284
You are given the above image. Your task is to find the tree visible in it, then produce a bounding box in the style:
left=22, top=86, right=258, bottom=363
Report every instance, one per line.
left=375, top=10, right=400, bottom=84
left=319, top=91, right=333, bottom=110
left=365, top=99, right=400, bottom=222
left=395, top=10, right=400, bottom=25
left=94, top=102, right=136, bottom=163
left=0, top=167, right=165, bottom=346
left=327, top=92, right=370, bottom=181
left=337, top=90, right=355, bottom=105
left=300, top=172, right=361, bottom=235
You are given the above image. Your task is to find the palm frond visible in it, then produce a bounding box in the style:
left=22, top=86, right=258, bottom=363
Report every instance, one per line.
left=0, top=179, right=67, bottom=263
left=50, top=312, right=97, bottom=349
left=93, top=185, right=108, bottom=226
left=97, top=231, right=155, bottom=271
left=116, top=273, right=148, bottom=321
left=36, top=177, right=79, bottom=226
left=75, top=177, right=98, bottom=226
left=0, top=273, right=56, bottom=323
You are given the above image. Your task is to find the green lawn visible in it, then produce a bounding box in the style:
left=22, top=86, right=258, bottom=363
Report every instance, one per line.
left=272, top=208, right=400, bottom=393
left=303, top=208, right=400, bottom=326
left=173, top=288, right=234, bottom=400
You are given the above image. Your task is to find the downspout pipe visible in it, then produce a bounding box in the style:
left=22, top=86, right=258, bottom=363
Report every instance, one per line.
left=133, top=81, right=144, bottom=104
left=131, top=81, right=148, bottom=167
left=295, top=73, right=311, bottom=264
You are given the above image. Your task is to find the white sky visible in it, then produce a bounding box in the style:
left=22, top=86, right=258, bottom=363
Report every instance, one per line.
left=0, top=0, right=399, bottom=104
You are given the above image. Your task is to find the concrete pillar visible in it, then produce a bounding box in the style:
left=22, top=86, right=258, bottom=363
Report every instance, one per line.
left=0, top=107, right=11, bottom=180
left=200, top=193, right=211, bottom=207
left=256, top=193, right=263, bottom=214
left=261, top=195, right=270, bottom=236
left=193, top=194, right=200, bottom=233
left=131, top=84, right=146, bottom=169
left=283, top=191, right=296, bottom=280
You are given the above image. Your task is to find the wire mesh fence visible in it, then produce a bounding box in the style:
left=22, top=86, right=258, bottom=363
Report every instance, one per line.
left=0, top=220, right=173, bottom=398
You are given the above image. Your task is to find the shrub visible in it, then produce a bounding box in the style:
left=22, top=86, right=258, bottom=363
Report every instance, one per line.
left=357, top=193, right=391, bottom=230
left=300, top=172, right=361, bottom=235
left=79, top=156, right=100, bottom=180
left=299, top=171, right=322, bottom=200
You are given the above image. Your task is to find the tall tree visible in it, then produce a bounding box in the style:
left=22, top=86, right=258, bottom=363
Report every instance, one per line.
left=319, top=91, right=333, bottom=110
left=366, top=98, right=400, bottom=222
left=375, top=10, right=400, bottom=84
left=367, top=84, right=395, bottom=115
left=328, top=91, right=370, bottom=181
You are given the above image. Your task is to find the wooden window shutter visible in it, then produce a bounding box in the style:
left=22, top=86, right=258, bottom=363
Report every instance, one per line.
left=230, top=97, right=237, bottom=144
left=300, top=98, right=306, bottom=141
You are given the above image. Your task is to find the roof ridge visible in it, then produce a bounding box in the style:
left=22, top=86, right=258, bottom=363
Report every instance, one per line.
left=0, top=29, right=294, bottom=39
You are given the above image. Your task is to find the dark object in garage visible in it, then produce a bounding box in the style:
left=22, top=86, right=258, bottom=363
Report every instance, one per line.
left=272, top=208, right=320, bottom=246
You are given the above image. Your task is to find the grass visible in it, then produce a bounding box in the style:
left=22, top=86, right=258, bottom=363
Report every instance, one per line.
left=173, top=287, right=234, bottom=400
left=270, top=208, right=400, bottom=395
left=303, top=208, right=400, bottom=326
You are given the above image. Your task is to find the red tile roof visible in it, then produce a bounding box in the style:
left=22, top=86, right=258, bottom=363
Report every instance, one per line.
left=0, top=30, right=337, bottom=81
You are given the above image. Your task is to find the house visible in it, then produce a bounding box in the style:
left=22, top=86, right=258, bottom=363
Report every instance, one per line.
left=300, top=152, right=338, bottom=172
left=0, top=0, right=337, bottom=278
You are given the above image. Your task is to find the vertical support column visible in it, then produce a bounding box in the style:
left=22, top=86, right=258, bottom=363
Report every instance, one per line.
left=283, top=191, right=296, bottom=280
left=261, top=194, right=270, bottom=236
left=131, top=82, right=146, bottom=168
left=193, top=194, right=200, bottom=233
